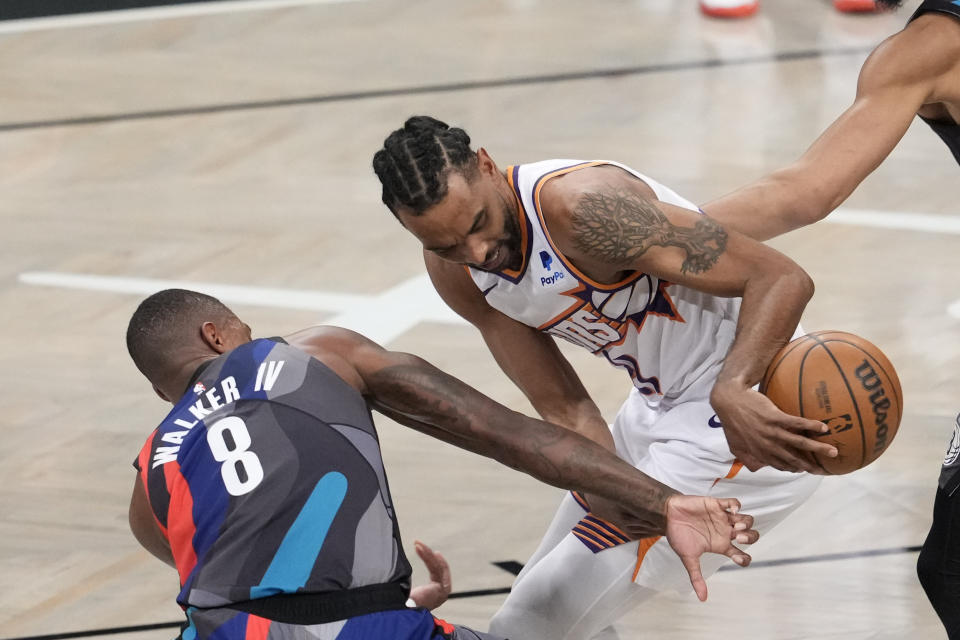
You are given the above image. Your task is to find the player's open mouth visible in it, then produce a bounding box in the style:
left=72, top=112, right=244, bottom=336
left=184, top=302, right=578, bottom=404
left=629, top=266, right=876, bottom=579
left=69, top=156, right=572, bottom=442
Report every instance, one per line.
left=481, top=246, right=505, bottom=271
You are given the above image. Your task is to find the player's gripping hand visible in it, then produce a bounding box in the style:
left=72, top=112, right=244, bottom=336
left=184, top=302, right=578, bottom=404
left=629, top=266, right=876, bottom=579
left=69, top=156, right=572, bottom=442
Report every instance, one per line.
left=711, top=384, right=837, bottom=473
left=665, top=495, right=758, bottom=602
left=408, top=541, right=452, bottom=610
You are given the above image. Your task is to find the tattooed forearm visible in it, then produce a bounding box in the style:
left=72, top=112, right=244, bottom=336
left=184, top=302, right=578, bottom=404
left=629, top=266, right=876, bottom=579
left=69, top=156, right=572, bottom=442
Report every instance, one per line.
left=366, top=357, right=678, bottom=536
left=571, top=187, right=728, bottom=274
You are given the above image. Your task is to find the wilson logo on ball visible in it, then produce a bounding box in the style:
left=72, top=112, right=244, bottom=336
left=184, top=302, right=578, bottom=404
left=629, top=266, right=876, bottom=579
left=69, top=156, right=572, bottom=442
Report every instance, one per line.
left=854, top=360, right=892, bottom=455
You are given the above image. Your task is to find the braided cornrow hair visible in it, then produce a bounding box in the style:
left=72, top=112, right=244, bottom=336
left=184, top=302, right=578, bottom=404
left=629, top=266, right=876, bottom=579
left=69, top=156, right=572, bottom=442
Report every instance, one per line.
left=372, top=116, right=478, bottom=216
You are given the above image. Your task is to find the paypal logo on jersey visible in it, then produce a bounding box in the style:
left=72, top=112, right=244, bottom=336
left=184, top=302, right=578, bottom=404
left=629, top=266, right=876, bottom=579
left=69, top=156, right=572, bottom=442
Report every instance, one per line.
left=539, top=250, right=564, bottom=286
left=540, top=251, right=553, bottom=270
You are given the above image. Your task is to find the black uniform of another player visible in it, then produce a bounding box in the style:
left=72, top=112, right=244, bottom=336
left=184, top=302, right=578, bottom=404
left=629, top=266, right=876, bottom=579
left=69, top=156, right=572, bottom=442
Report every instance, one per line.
left=908, top=3, right=960, bottom=637
left=918, top=413, right=960, bottom=639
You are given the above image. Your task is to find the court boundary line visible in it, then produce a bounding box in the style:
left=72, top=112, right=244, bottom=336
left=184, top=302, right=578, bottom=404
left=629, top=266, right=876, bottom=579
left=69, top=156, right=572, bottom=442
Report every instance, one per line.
left=0, top=47, right=874, bottom=133
left=1, top=545, right=923, bottom=640
left=0, top=0, right=361, bottom=33
left=17, top=270, right=466, bottom=346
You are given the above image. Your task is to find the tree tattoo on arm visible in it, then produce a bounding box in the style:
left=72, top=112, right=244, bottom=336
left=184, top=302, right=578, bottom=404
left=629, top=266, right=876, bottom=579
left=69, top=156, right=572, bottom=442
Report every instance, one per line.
left=570, top=187, right=728, bottom=274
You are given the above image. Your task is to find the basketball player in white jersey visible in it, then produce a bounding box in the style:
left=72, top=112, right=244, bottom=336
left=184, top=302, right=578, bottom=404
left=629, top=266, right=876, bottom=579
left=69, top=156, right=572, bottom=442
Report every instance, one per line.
left=372, top=116, right=839, bottom=640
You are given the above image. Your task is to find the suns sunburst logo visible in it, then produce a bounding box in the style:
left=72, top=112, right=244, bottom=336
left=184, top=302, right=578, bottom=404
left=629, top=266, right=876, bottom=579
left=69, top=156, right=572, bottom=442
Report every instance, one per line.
left=544, top=275, right=683, bottom=353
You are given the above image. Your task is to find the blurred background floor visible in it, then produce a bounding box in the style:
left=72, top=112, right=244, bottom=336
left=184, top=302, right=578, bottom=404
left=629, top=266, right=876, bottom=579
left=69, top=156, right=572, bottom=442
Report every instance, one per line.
left=0, top=1, right=956, bottom=638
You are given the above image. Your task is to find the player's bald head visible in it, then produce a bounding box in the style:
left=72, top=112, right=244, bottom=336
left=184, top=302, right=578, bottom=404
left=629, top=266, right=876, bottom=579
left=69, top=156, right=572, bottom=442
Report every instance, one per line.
left=126, top=289, right=243, bottom=387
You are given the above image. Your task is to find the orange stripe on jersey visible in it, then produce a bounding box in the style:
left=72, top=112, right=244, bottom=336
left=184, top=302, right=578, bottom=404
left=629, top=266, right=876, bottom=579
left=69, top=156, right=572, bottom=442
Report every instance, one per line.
left=244, top=614, right=271, bottom=640
left=138, top=439, right=169, bottom=538
left=711, top=460, right=744, bottom=488
left=500, top=166, right=532, bottom=280
left=632, top=535, right=662, bottom=582
left=536, top=281, right=589, bottom=331
left=433, top=616, right=456, bottom=634
left=530, top=161, right=645, bottom=293
left=724, top=460, right=744, bottom=480
left=165, top=461, right=199, bottom=585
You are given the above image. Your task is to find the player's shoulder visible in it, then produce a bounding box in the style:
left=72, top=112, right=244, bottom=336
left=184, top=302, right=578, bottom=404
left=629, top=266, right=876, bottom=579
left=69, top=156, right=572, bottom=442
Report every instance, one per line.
left=285, top=325, right=368, bottom=355
left=283, top=326, right=368, bottom=392
left=904, top=10, right=960, bottom=57
left=538, top=162, right=658, bottom=223
left=864, top=13, right=960, bottom=88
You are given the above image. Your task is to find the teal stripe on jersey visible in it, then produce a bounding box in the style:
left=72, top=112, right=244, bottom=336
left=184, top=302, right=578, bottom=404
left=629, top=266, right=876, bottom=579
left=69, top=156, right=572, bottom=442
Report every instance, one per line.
left=182, top=608, right=198, bottom=640
left=251, top=472, right=348, bottom=597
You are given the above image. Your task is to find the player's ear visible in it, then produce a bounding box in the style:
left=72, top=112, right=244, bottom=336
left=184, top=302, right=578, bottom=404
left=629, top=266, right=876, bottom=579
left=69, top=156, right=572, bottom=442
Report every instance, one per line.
left=476, top=148, right=497, bottom=176
left=200, top=321, right=229, bottom=353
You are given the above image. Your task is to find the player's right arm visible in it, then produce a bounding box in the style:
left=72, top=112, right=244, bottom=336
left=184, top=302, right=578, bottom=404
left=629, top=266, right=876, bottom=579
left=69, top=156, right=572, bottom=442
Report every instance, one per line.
left=423, top=251, right=617, bottom=452
left=703, top=15, right=960, bottom=240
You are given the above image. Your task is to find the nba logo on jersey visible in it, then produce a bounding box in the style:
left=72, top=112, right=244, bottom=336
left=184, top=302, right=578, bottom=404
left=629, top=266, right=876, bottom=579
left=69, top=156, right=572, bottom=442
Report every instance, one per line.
left=193, top=382, right=206, bottom=394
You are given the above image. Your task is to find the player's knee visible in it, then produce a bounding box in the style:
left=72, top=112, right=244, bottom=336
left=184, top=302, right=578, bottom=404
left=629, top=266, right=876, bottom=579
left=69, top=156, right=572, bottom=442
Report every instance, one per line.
left=489, top=603, right=557, bottom=640
left=488, top=605, right=524, bottom=636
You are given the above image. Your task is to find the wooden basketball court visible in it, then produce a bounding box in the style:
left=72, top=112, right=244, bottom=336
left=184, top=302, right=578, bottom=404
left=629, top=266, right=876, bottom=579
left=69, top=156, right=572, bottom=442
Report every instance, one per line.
left=0, top=1, right=957, bottom=638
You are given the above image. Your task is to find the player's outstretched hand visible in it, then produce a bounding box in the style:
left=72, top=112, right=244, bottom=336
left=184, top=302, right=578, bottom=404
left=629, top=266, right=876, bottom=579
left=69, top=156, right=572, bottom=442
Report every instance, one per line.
left=408, top=540, right=452, bottom=610
left=712, top=385, right=837, bottom=473
left=665, top=495, right=758, bottom=602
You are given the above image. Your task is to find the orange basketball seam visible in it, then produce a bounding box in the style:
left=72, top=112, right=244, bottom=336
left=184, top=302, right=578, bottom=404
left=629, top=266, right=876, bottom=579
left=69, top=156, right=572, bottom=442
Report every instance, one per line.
left=761, top=334, right=814, bottom=392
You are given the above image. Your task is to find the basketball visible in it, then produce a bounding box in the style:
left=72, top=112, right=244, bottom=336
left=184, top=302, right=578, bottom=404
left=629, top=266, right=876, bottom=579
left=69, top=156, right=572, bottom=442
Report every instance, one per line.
left=761, top=331, right=903, bottom=475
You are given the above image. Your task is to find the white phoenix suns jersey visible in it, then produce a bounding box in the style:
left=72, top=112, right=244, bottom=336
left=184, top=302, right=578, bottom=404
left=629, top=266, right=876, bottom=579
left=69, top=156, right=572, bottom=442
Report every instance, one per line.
left=468, top=160, right=742, bottom=404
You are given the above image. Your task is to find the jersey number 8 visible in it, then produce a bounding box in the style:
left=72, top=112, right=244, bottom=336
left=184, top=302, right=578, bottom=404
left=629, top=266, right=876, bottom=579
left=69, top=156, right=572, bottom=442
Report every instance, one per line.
left=207, top=416, right=265, bottom=496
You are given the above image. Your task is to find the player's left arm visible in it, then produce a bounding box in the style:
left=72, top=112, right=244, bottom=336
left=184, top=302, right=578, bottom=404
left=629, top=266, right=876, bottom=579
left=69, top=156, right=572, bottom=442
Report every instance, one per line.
left=703, top=16, right=960, bottom=241
left=128, top=475, right=176, bottom=569
left=541, top=168, right=837, bottom=473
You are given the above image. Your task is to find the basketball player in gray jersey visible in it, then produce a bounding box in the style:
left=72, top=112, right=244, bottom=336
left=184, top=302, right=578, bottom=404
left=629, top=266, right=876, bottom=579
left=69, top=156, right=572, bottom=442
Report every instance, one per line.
left=127, top=289, right=759, bottom=639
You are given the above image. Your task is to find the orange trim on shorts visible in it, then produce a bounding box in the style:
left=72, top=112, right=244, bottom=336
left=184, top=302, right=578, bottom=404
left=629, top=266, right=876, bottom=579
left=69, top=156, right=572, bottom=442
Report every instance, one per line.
left=589, top=517, right=629, bottom=542
left=571, top=491, right=590, bottom=510
left=574, top=521, right=628, bottom=547
left=632, top=535, right=662, bottom=582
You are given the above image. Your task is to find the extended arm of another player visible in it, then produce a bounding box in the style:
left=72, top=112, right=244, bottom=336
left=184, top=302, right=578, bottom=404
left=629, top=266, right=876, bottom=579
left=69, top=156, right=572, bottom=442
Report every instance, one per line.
left=702, top=30, right=942, bottom=241
left=424, top=253, right=617, bottom=452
